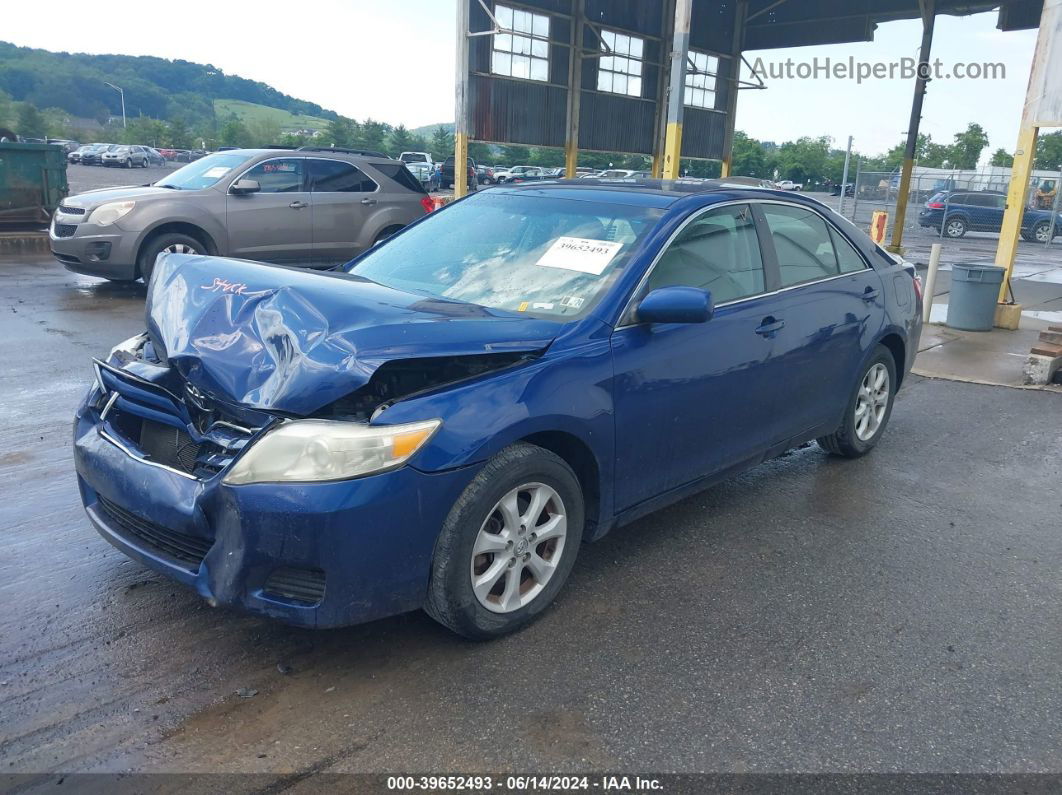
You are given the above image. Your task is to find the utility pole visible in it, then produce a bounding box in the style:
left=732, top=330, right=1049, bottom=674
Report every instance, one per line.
left=104, top=82, right=126, bottom=129
left=453, top=0, right=470, bottom=198
left=661, top=0, right=693, bottom=179
left=887, top=0, right=935, bottom=253
left=838, top=135, right=853, bottom=216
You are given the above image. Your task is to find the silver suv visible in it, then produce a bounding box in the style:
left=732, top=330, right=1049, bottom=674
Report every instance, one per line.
left=101, top=145, right=150, bottom=168
left=50, top=148, right=432, bottom=282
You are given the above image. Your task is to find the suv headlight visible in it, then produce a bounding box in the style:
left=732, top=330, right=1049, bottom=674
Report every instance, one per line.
left=91, top=200, right=136, bottom=227
left=224, top=418, right=441, bottom=485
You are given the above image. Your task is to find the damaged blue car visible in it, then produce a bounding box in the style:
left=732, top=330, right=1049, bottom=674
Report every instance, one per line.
left=74, top=180, right=922, bottom=638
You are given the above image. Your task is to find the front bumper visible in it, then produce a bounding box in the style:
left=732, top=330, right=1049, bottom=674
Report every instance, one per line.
left=73, top=389, right=476, bottom=629
left=50, top=214, right=139, bottom=279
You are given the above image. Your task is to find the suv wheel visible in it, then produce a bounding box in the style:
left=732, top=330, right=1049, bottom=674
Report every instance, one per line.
left=1033, top=221, right=1054, bottom=243
left=426, top=443, right=584, bottom=639
left=137, top=232, right=204, bottom=284
left=817, top=345, right=897, bottom=458
left=943, top=217, right=967, bottom=238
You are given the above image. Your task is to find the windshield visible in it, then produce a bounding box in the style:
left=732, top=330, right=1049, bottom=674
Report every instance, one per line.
left=346, top=191, right=663, bottom=320
left=401, top=153, right=428, bottom=163
left=156, top=152, right=253, bottom=190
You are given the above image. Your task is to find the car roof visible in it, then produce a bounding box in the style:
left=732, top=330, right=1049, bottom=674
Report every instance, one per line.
left=494, top=178, right=811, bottom=209
left=219, top=148, right=397, bottom=164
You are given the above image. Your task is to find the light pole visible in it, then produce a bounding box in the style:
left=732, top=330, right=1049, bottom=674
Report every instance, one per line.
left=104, top=82, right=126, bottom=129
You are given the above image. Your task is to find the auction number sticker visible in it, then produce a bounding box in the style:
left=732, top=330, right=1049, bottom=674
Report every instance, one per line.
left=537, top=237, right=623, bottom=276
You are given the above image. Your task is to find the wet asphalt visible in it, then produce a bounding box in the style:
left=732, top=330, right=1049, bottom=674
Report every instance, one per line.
left=1, top=255, right=1061, bottom=777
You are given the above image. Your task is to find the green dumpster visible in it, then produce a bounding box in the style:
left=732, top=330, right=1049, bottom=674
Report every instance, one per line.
left=0, top=141, right=70, bottom=224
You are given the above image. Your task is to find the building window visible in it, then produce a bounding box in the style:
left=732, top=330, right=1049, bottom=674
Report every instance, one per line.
left=597, top=29, right=644, bottom=97
left=491, top=4, right=550, bottom=82
left=684, top=51, right=718, bottom=109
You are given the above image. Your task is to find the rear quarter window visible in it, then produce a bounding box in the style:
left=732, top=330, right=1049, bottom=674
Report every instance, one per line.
left=373, top=162, right=427, bottom=194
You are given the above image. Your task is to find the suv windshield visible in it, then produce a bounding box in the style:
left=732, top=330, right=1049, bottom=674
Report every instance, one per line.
left=401, top=153, right=428, bottom=163
left=156, top=153, right=253, bottom=190
left=346, top=191, right=663, bottom=319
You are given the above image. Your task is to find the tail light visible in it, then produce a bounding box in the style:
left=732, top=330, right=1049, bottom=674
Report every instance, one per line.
left=926, top=202, right=945, bottom=209
left=912, top=274, right=924, bottom=303
left=419, top=195, right=434, bottom=214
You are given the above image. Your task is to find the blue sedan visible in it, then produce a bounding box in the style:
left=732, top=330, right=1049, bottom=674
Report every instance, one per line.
left=73, top=179, right=922, bottom=638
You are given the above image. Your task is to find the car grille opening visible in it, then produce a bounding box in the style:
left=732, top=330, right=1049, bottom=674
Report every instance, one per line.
left=54, top=223, right=77, bottom=238
left=97, top=496, right=211, bottom=571
left=263, top=567, right=327, bottom=605
left=58, top=205, right=86, bottom=215
left=139, top=420, right=202, bottom=475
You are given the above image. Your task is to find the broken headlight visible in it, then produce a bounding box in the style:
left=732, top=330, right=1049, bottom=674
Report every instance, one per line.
left=223, top=418, right=441, bottom=485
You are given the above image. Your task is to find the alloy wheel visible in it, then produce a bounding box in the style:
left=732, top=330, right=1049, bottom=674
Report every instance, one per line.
left=162, top=243, right=199, bottom=255
left=945, top=220, right=964, bottom=238
left=854, top=363, right=890, bottom=442
left=470, top=483, right=567, bottom=613
left=1034, top=223, right=1052, bottom=243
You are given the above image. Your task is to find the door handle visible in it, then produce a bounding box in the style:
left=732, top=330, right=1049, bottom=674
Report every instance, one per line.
left=360, top=197, right=378, bottom=205
left=288, top=200, right=308, bottom=209
left=862, top=286, right=880, bottom=302
left=755, top=317, right=785, bottom=337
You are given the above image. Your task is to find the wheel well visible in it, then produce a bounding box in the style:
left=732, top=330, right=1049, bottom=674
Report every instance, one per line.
left=138, top=222, right=217, bottom=267
left=521, top=431, right=601, bottom=536
left=879, top=333, right=906, bottom=387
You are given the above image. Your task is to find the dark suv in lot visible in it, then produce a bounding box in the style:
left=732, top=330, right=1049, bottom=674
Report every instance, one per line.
left=50, top=147, right=433, bottom=281
left=441, top=156, right=477, bottom=191
left=919, top=190, right=1062, bottom=242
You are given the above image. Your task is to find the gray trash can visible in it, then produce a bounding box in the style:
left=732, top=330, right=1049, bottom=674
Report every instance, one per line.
left=946, top=263, right=1005, bottom=331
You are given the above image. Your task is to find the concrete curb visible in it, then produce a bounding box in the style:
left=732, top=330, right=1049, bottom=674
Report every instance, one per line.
left=0, top=233, right=50, bottom=257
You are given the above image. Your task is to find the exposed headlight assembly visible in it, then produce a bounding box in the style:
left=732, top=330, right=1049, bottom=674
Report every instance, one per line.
left=91, top=200, right=136, bottom=227
left=224, top=419, right=441, bottom=485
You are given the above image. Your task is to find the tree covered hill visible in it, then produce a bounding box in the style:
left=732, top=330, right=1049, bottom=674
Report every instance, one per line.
left=0, top=41, right=339, bottom=126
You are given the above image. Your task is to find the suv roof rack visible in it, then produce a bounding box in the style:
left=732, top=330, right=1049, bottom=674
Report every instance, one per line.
left=296, top=146, right=391, bottom=159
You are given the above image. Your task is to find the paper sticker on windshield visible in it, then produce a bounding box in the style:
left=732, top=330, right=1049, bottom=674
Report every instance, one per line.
left=203, top=166, right=230, bottom=178
left=537, top=237, right=623, bottom=275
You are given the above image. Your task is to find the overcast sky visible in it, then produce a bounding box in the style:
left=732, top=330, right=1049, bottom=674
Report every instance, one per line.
left=1, top=1, right=1039, bottom=157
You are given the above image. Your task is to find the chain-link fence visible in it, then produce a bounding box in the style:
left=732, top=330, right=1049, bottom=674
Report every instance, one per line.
left=826, top=165, right=1062, bottom=252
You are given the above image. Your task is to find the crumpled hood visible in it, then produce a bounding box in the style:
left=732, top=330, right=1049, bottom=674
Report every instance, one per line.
left=146, top=254, right=562, bottom=415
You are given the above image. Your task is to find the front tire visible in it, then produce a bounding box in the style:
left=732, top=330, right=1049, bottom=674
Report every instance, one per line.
left=137, top=232, right=203, bottom=284
left=817, top=346, right=897, bottom=458
left=426, top=443, right=584, bottom=639
left=1032, top=221, right=1054, bottom=243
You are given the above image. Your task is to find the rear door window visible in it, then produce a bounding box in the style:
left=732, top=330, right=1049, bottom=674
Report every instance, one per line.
left=760, top=204, right=840, bottom=287
left=372, top=162, right=425, bottom=194
left=829, top=226, right=868, bottom=274
left=308, top=160, right=378, bottom=192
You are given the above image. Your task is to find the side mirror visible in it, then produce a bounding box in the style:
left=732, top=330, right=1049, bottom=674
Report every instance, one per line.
left=230, top=178, right=260, bottom=195
left=636, top=286, right=713, bottom=325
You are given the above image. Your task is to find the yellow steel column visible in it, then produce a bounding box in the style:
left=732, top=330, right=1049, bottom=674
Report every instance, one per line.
left=662, top=0, right=692, bottom=180
left=564, top=0, right=584, bottom=178
left=453, top=0, right=470, bottom=199
left=995, top=124, right=1039, bottom=302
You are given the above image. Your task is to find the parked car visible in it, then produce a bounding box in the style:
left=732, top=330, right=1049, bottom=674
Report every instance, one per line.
left=144, top=147, right=167, bottom=167
left=830, top=183, right=855, bottom=197
left=101, top=145, right=151, bottom=168
left=72, top=178, right=922, bottom=638
left=47, top=138, right=80, bottom=154
left=495, top=165, right=543, bottom=183
left=475, top=164, right=497, bottom=184
left=400, top=151, right=434, bottom=167
left=406, top=161, right=441, bottom=192
left=76, top=143, right=112, bottom=166
left=157, top=148, right=178, bottom=161
left=919, top=190, right=1062, bottom=242
left=441, top=155, right=477, bottom=191
left=720, top=176, right=777, bottom=189
left=50, top=147, right=434, bottom=281
left=776, top=180, right=803, bottom=191
left=68, top=144, right=97, bottom=165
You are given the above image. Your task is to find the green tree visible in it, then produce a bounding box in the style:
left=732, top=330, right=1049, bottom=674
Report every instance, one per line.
left=430, top=125, right=455, bottom=161
left=121, top=117, right=167, bottom=146
left=990, top=148, right=1014, bottom=167
left=218, top=118, right=252, bottom=148
left=324, top=116, right=358, bottom=147
left=948, top=123, right=990, bottom=169
left=0, top=89, right=11, bottom=128
left=775, top=136, right=831, bottom=183
left=387, top=124, right=415, bottom=156
left=729, top=131, right=769, bottom=178
left=359, top=118, right=389, bottom=152
left=1035, top=131, right=1062, bottom=170
left=247, top=117, right=281, bottom=147
left=166, top=118, right=193, bottom=149
left=16, top=102, right=47, bottom=138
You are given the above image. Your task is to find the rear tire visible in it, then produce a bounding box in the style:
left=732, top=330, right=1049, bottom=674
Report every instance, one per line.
left=425, top=443, right=584, bottom=639
left=817, top=345, right=897, bottom=458
left=137, top=232, right=204, bottom=284
left=373, top=225, right=404, bottom=246
left=943, top=216, right=967, bottom=238
left=1033, top=221, right=1053, bottom=244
